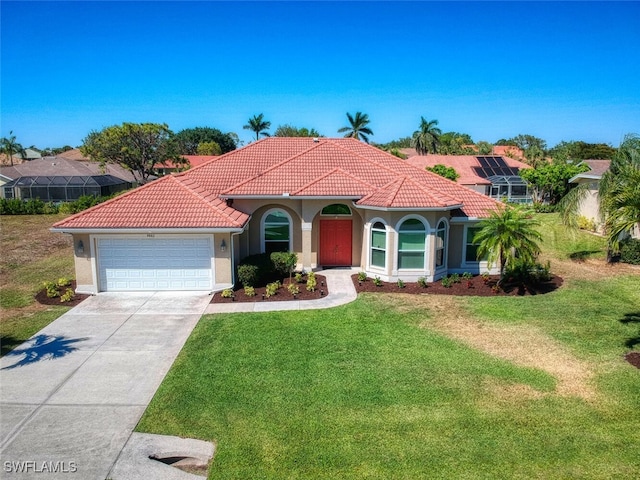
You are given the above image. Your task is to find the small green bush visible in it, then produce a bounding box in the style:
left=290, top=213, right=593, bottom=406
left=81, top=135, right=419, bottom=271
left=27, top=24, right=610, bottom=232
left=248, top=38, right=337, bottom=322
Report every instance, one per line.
left=60, top=288, right=75, bottom=303
left=221, top=288, right=234, bottom=298
left=57, top=277, right=71, bottom=287
left=237, top=264, right=259, bottom=287
left=43, top=281, right=59, bottom=298
left=265, top=282, right=279, bottom=298
left=239, top=253, right=276, bottom=285
left=306, top=274, right=317, bottom=292
left=271, top=251, right=298, bottom=283
left=397, top=279, right=405, bottom=289
left=243, top=286, right=256, bottom=297
left=450, top=273, right=461, bottom=283
left=288, top=283, right=300, bottom=295
left=441, top=277, right=453, bottom=288
left=462, top=272, right=473, bottom=280
left=357, top=271, right=367, bottom=282
left=417, top=277, right=428, bottom=288
left=373, top=276, right=383, bottom=287
left=532, top=203, right=556, bottom=213
left=577, top=215, right=597, bottom=232
left=294, top=272, right=304, bottom=283
left=619, top=238, right=640, bottom=265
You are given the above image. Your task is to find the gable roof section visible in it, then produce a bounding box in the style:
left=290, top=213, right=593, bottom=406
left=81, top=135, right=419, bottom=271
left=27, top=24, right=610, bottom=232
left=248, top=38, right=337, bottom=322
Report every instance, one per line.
left=54, top=137, right=503, bottom=230
left=569, top=159, right=611, bottom=183
left=52, top=175, right=248, bottom=230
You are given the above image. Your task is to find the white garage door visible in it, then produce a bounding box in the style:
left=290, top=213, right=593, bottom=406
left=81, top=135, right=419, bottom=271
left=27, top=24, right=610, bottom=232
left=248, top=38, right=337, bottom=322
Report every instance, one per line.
left=98, top=237, right=213, bottom=291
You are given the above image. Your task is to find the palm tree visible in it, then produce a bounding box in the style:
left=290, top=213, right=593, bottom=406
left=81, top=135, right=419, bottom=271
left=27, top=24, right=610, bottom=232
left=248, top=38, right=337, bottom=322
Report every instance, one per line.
left=243, top=114, right=271, bottom=141
left=0, top=131, right=26, bottom=166
left=473, top=206, right=542, bottom=284
left=338, top=112, right=373, bottom=143
left=412, top=117, right=442, bottom=155
left=560, top=133, right=640, bottom=257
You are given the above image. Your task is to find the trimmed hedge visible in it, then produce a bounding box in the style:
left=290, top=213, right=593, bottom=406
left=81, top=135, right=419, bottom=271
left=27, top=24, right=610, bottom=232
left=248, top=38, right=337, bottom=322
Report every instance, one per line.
left=0, top=195, right=111, bottom=215
left=620, top=238, right=640, bottom=265
left=237, top=253, right=278, bottom=287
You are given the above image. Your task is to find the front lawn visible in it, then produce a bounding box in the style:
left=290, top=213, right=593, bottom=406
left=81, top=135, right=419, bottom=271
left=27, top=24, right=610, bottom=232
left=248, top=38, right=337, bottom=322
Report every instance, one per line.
left=138, top=285, right=640, bottom=478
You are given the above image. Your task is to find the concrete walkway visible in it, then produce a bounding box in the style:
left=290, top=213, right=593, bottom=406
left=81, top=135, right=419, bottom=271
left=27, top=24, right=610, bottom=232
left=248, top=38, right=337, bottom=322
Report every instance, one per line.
left=0, top=268, right=358, bottom=479
left=204, top=267, right=358, bottom=314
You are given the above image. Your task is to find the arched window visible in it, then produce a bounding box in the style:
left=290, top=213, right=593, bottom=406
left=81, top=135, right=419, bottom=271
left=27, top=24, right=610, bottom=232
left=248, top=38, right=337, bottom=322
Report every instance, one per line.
left=370, top=221, right=386, bottom=268
left=398, top=218, right=426, bottom=269
left=435, top=220, right=448, bottom=268
left=262, top=209, right=291, bottom=253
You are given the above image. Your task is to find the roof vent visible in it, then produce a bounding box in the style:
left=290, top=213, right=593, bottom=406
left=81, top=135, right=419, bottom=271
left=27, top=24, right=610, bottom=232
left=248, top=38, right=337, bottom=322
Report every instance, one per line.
left=313, top=137, right=319, bottom=143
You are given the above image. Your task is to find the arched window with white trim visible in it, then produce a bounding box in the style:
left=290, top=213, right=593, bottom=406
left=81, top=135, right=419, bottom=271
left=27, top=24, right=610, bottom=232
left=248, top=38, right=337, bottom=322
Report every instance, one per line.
left=262, top=209, right=292, bottom=254
left=435, top=219, right=448, bottom=268
left=397, top=218, right=427, bottom=269
left=370, top=221, right=387, bottom=268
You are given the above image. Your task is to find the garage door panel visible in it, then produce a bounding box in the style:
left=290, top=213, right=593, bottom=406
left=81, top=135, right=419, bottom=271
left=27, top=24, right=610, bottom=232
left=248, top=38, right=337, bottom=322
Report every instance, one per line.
left=98, top=238, right=213, bottom=291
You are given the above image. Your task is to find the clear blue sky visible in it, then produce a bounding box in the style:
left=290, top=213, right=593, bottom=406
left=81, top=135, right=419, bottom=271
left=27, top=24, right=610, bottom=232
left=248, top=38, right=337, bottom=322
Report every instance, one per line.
left=2, top=1, right=639, bottom=149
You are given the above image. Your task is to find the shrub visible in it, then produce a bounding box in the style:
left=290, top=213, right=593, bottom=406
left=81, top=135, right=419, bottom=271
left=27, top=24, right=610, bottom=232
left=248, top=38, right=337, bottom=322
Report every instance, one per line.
left=57, top=277, right=71, bottom=287
left=577, top=215, right=597, bottom=232
left=373, top=276, right=383, bottom=287
left=288, top=283, right=300, bottom=295
left=620, top=238, right=640, bottom=265
left=357, top=271, right=367, bottom=282
left=43, top=281, right=59, bottom=298
left=397, top=279, right=405, bottom=289
left=306, top=273, right=317, bottom=292
left=265, top=282, right=279, bottom=298
left=450, top=273, right=461, bottom=283
left=221, top=288, right=234, bottom=298
left=462, top=272, right=473, bottom=280
left=532, top=203, right=556, bottom=213
left=23, top=198, right=46, bottom=214
left=237, top=264, right=259, bottom=287
left=505, top=259, right=552, bottom=285
left=294, top=272, right=304, bottom=283
left=243, top=286, right=256, bottom=297
left=60, top=288, right=75, bottom=303
left=441, top=277, right=453, bottom=288
left=417, top=277, right=428, bottom=288
left=239, top=253, right=276, bottom=285
left=270, top=251, right=298, bottom=283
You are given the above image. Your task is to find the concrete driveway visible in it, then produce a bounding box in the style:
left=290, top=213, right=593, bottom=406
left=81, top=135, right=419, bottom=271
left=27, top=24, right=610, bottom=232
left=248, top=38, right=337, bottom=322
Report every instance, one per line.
left=0, top=291, right=211, bottom=479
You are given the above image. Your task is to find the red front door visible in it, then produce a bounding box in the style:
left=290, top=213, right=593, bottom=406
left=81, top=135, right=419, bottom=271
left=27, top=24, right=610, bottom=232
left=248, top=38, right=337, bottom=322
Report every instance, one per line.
left=319, top=220, right=352, bottom=266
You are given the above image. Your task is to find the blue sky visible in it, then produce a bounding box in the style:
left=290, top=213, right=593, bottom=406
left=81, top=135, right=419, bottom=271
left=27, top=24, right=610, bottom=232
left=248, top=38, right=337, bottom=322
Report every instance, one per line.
left=2, top=1, right=639, bottom=149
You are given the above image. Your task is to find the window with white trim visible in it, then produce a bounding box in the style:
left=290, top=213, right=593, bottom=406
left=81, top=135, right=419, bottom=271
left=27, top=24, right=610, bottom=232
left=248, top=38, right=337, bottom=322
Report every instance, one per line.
left=370, top=222, right=386, bottom=268
left=435, top=220, right=447, bottom=268
left=263, top=210, right=291, bottom=254
left=465, top=226, right=483, bottom=263
left=321, top=204, right=351, bottom=216
left=398, top=218, right=426, bottom=269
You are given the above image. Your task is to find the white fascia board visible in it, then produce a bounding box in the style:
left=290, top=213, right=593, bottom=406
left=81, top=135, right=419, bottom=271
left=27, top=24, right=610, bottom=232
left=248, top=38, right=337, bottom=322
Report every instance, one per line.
left=450, top=217, right=482, bottom=223
left=569, top=174, right=601, bottom=183
left=49, top=227, right=246, bottom=234
left=353, top=203, right=464, bottom=212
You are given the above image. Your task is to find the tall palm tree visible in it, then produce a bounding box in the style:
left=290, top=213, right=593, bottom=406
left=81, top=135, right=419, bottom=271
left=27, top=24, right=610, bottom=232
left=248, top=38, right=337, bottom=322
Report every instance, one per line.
left=0, top=131, right=26, bottom=166
left=560, top=133, right=640, bottom=256
left=412, top=117, right=442, bottom=155
left=474, top=206, right=542, bottom=284
left=338, top=112, right=373, bottom=143
left=243, top=114, right=271, bottom=141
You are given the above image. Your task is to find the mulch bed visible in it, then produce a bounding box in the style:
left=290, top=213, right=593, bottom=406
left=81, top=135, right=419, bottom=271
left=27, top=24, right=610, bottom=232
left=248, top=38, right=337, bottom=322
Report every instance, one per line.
left=353, top=274, right=563, bottom=297
left=625, top=352, right=640, bottom=370
left=212, top=274, right=328, bottom=303
left=35, top=280, right=90, bottom=307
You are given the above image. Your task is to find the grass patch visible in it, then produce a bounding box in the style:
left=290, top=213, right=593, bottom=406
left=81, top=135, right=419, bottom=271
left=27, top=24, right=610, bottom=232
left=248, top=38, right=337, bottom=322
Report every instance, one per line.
left=536, top=212, right=607, bottom=261
left=137, top=296, right=640, bottom=479
left=1, top=214, right=74, bottom=356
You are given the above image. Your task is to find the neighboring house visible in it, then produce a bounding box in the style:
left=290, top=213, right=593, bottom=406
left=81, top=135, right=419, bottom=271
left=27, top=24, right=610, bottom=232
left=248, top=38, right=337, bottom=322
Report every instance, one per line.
left=0, top=148, right=42, bottom=166
left=154, top=155, right=218, bottom=176
left=0, top=157, right=138, bottom=202
left=52, top=137, right=504, bottom=294
left=405, top=155, right=532, bottom=203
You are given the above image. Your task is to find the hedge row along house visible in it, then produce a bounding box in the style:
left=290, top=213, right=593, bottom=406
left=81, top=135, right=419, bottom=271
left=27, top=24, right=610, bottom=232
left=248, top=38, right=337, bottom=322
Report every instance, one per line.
left=52, top=138, right=502, bottom=293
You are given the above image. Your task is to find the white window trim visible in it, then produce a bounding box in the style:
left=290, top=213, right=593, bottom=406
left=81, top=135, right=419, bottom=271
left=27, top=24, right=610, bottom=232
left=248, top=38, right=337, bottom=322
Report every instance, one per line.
left=261, top=208, right=293, bottom=253
left=435, top=217, right=449, bottom=271
left=395, top=215, right=430, bottom=271
left=462, top=224, right=492, bottom=271
left=368, top=218, right=388, bottom=272
left=320, top=203, right=352, bottom=216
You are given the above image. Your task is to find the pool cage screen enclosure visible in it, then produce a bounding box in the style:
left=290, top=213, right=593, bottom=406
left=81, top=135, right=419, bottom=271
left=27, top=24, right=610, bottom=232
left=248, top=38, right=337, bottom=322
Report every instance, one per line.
left=2, top=175, right=131, bottom=202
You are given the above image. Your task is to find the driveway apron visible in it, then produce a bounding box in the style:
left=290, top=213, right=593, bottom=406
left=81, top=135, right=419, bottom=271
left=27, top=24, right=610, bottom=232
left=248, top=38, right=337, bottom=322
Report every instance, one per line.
left=0, top=291, right=211, bottom=480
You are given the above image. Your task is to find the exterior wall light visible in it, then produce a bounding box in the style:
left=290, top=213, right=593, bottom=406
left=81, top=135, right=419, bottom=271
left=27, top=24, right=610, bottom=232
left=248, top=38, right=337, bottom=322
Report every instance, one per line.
left=220, top=239, right=227, bottom=252
left=76, top=240, right=84, bottom=255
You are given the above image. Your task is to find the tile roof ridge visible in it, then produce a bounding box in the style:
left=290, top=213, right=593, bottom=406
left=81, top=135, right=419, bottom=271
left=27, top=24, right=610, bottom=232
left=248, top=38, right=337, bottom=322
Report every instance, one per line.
left=180, top=139, right=266, bottom=178
left=52, top=175, right=177, bottom=228
left=290, top=166, right=376, bottom=195
left=219, top=138, right=328, bottom=195
left=325, top=139, right=407, bottom=178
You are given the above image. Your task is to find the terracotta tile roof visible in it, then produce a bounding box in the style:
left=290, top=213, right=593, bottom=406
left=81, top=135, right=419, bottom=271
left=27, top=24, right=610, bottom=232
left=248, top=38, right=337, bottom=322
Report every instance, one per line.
left=405, top=154, right=530, bottom=186
left=582, top=159, right=611, bottom=177
left=53, top=175, right=248, bottom=229
left=154, top=155, right=219, bottom=170
left=54, top=137, right=503, bottom=230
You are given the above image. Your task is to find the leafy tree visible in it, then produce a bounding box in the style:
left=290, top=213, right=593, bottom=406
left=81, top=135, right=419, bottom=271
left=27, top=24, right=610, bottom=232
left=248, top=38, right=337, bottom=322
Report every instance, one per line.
left=81, top=123, right=183, bottom=184
left=0, top=131, right=26, bottom=166
left=548, top=140, right=616, bottom=161
left=437, top=132, right=475, bottom=155
left=274, top=124, right=322, bottom=137
left=474, top=206, right=542, bottom=285
left=520, top=161, right=587, bottom=204
left=173, top=127, right=236, bottom=154
left=507, top=134, right=547, bottom=152
left=560, top=133, right=640, bottom=256
left=412, top=117, right=442, bottom=155
left=376, top=137, right=413, bottom=150
left=476, top=141, right=493, bottom=155
left=41, top=145, right=74, bottom=156
left=243, top=114, right=271, bottom=141
left=196, top=141, right=221, bottom=155
left=523, top=144, right=546, bottom=168
left=426, top=164, right=460, bottom=181
left=338, top=112, right=373, bottom=143
left=270, top=251, right=298, bottom=284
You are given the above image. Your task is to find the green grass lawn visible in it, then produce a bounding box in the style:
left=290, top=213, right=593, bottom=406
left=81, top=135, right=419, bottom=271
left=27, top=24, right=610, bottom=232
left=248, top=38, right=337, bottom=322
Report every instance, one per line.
left=536, top=212, right=607, bottom=261
left=138, top=289, right=640, bottom=479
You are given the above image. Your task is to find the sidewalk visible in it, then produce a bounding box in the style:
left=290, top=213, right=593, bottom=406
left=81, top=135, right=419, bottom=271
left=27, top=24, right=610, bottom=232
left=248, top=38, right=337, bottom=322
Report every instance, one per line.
left=203, top=267, right=358, bottom=314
